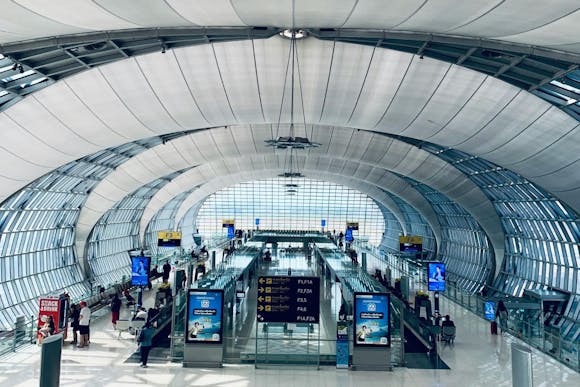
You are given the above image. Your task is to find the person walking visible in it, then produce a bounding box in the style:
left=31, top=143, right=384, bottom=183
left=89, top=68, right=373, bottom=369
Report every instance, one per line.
left=162, top=261, right=171, bottom=281
left=110, top=294, right=122, bottom=330
left=496, top=300, right=509, bottom=335
left=78, top=301, right=91, bottom=348
left=138, top=322, right=155, bottom=368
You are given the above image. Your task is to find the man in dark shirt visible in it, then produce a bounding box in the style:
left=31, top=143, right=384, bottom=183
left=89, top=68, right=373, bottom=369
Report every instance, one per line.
left=441, top=315, right=455, bottom=327
left=162, top=261, right=171, bottom=281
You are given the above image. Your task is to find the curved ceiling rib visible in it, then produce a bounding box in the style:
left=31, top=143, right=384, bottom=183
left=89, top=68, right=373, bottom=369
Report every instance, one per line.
left=74, top=125, right=501, bottom=270
left=137, top=161, right=441, bottom=243
left=0, top=37, right=578, bottom=219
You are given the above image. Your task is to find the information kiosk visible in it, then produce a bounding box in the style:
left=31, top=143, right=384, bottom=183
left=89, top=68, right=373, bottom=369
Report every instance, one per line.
left=183, top=289, right=224, bottom=368
left=352, top=292, right=391, bottom=371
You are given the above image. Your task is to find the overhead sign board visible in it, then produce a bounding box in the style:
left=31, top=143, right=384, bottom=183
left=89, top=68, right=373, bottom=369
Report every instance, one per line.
left=256, top=276, right=320, bottom=323
left=157, top=231, right=182, bottom=247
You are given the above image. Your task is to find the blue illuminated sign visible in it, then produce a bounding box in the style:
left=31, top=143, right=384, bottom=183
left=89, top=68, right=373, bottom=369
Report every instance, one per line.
left=255, top=218, right=260, bottom=225
left=131, top=256, right=150, bottom=286
left=428, top=262, right=446, bottom=291
left=321, top=219, right=326, bottom=227
left=484, top=301, right=496, bottom=321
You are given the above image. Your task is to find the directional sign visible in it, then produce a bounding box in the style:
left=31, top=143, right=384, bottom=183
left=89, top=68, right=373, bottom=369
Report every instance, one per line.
left=256, top=276, right=320, bottom=323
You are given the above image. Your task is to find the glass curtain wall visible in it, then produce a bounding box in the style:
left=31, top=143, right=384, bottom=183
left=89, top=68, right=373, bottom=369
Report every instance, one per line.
left=0, top=140, right=167, bottom=329
left=407, top=179, right=493, bottom=293
left=195, top=178, right=386, bottom=245
left=86, top=173, right=182, bottom=287
left=144, top=190, right=192, bottom=257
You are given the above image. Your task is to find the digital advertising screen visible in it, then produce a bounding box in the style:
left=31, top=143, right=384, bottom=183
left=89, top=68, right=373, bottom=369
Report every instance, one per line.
left=354, top=292, right=390, bottom=347
left=427, top=262, right=446, bottom=291
left=186, top=289, right=224, bottom=344
left=484, top=301, right=496, bottom=321
left=131, top=256, right=151, bottom=286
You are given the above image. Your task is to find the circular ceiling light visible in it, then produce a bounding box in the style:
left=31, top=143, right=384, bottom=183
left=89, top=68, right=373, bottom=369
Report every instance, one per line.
left=279, top=29, right=308, bottom=40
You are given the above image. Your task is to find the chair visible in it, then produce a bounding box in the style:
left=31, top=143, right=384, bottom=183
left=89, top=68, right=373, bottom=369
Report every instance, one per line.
left=131, top=320, right=146, bottom=341
left=116, top=320, right=131, bottom=339
left=441, top=325, right=456, bottom=345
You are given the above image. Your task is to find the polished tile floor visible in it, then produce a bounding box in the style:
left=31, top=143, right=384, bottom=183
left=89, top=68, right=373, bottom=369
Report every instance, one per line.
left=1, top=285, right=579, bottom=386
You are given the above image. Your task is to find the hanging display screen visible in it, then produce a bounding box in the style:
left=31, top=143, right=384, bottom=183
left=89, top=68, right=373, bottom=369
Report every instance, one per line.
left=185, top=289, right=224, bottom=344
left=131, top=256, right=151, bottom=286
left=427, top=262, right=446, bottom=291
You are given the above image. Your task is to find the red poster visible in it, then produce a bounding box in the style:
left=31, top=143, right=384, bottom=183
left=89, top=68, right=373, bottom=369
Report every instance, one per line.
left=38, top=298, right=61, bottom=335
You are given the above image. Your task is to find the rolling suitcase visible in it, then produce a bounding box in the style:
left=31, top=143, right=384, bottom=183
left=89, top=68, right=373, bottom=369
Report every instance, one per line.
left=490, top=320, right=498, bottom=335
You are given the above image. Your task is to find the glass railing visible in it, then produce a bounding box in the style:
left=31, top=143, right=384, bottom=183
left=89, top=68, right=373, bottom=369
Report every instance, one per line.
left=356, top=243, right=580, bottom=372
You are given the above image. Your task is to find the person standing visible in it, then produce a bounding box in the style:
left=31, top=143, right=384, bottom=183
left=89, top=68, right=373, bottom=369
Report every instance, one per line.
left=69, top=303, right=80, bottom=345
left=78, top=301, right=91, bottom=348
left=110, top=294, right=122, bottom=330
left=162, top=261, right=171, bottom=281
left=138, top=322, right=155, bottom=368
left=496, top=300, right=509, bottom=335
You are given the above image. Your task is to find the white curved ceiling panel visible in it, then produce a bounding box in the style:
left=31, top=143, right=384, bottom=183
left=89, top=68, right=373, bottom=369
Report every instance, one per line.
left=427, top=79, right=520, bottom=145
left=347, top=49, right=412, bottom=128
left=449, top=0, right=580, bottom=39
left=230, top=0, right=293, bottom=26
left=98, top=59, right=187, bottom=133
left=374, top=57, right=451, bottom=131
left=343, top=130, right=374, bottom=160
left=134, top=53, right=210, bottom=129
left=173, top=44, right=238, bottom=126
left=499, top=9, right=580, bottom=47
left=62, top=71, right=155, bottom=140
left=318, top=43, right=375, bottom=125
left=28, top=82, right=129, bottom=148
left=294, top=39, right=335, bottom=124
left=292, top=0, right=356, bottom=27
left=401, top=65, right=488, bottom=138
left=166, top=0, right=244, bottom=26
left=0, top=1, right=82, bottom=41
left=253, top=37, right=296, bottom=124
left=0, top=2, right=577, bottom=54
left=510, top=124, right=580, bottom=178
left=343, top=0, right=428, bottom=29
left=0, top=113, right=72, bottom=170
left=458, top=92, right=550, bottom=154
left=397, top=0, right=501, bottom=32
left=94, top=0, right=192, bottom=27
left=213, top=40, right=266, bottom=123
left=7, top=95, right=108, bottom=155
left=484, top=108, right=579, bottom=165
left=16, top=0, right=138, bottom=30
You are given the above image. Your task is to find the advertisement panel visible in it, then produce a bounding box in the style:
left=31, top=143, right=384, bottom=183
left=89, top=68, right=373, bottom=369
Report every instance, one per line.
left=484, top=301, right=496, bottom=321
left=186, top=289, right=224, bottom=344
left=354, top=292, right=390, bottom=347
left=427, top=262, right=446, bottom=291
left=131, top=256, right=151, bottom=286
left=38, top=298, right=61, bottom=335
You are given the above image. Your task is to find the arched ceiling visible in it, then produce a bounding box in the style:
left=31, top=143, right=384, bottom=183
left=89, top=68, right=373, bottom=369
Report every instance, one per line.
left=0, top=2, right=577, bottom=280
left=0, top=1, right=578, bottom=52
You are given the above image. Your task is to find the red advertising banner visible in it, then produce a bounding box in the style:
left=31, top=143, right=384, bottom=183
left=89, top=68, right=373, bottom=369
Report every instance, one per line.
left=38, top=298, right=61, bottom=335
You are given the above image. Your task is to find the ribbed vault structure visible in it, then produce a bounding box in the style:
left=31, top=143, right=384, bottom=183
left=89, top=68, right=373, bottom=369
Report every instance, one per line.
left=0, top=1, right=578, bottom=339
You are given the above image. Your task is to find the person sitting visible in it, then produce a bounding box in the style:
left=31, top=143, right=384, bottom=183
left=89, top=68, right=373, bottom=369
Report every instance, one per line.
left=441, top=315, right=455, bottom=327
left=37, top=315, right=55, bottom=344
left=123, top=289, right=136, bottom=306
left=133, top=307, right=148, bottom=321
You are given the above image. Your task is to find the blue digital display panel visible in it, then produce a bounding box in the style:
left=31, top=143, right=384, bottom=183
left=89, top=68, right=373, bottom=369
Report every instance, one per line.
left=354, top=293, right=390, bottom=347
left=255, top=218, right=260, bottom=225
left=321, top=219, right=326, bottom=227
left=428, top=262, right=446, bottom=291
left=131, top=256, right=150, bottom=286
left=484, top=301, right=496, bottom=321
left=186, top=289, right=224, bottom=344
left=345, top=228, right=353, bottom=242
left=227, top=225, right=235, bottom=239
